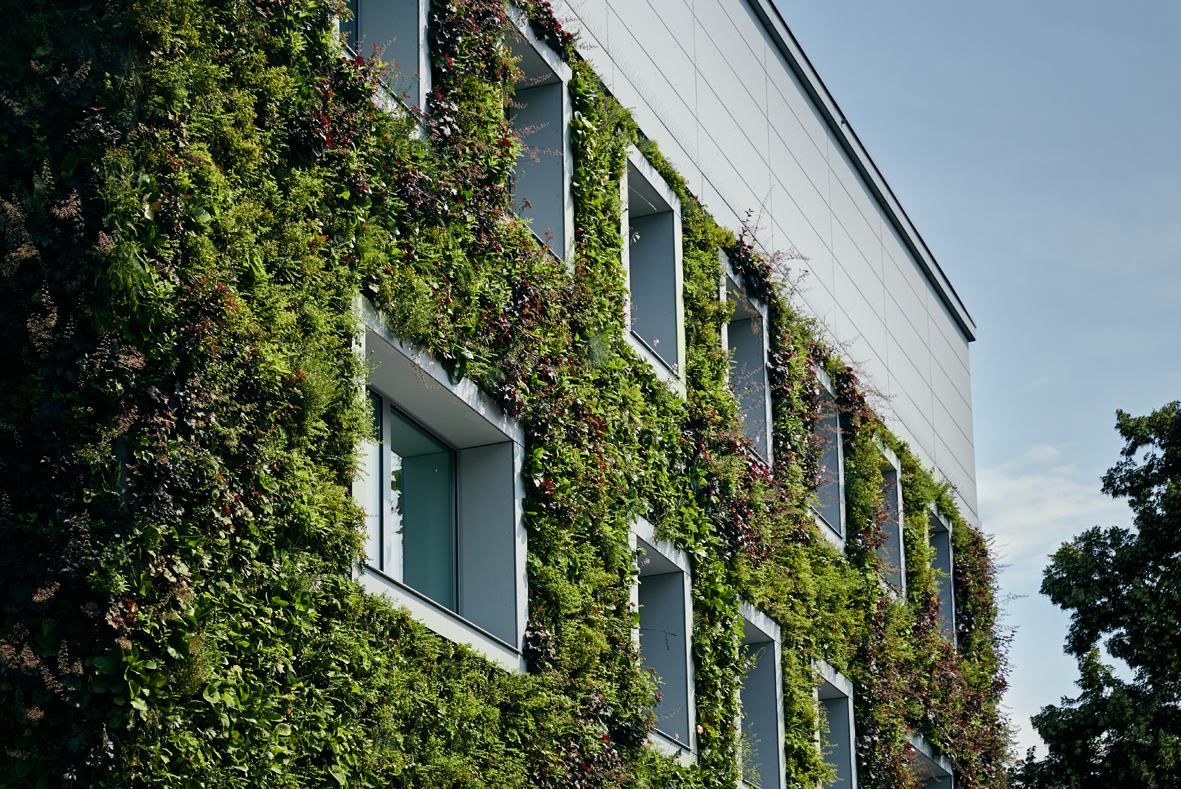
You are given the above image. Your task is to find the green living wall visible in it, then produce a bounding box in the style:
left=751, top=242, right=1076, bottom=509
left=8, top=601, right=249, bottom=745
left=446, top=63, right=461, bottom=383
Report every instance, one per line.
left=0, top=0, right=1009, bottom=786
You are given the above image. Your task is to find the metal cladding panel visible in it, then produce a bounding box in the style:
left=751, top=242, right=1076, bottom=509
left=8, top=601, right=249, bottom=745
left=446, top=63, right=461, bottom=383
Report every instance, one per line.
left=931, top=301, right=973, bottom=380
left=770, top=106, right=830, bottom=207
left=932, top=360, right=973, bottom=451
left=833, top=228, right=883, bottom=319
left=765, top=41, right=831, bottom=152
left=884, top=255, right=931, bottom=348
left=769, top=144, right=830, bottom=249
left=833, top=266, right=885, bottom=364
left=830, top=142, right=885, bottom=246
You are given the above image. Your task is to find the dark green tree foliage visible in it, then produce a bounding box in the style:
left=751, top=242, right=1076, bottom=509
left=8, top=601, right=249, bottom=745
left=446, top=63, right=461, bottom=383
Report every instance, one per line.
left=0, top=0, right=1008, bottom=786
left=1014, top=403, right=1181, bottom=789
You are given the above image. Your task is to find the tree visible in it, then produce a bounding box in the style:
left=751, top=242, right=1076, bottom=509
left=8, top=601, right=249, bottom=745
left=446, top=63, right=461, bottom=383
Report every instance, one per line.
left=1013, top=403, right=1181, bottom=788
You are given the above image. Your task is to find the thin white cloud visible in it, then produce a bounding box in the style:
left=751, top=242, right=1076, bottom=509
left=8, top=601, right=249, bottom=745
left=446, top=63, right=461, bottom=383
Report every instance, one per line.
left=980, top=444, right=1132, bottom=586
left=979, top=445, right=1135, bottom=756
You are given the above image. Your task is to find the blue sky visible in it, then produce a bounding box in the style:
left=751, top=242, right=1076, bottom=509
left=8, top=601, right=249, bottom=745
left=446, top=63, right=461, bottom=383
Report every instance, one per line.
left=772, top=0, right=1181, bottom=756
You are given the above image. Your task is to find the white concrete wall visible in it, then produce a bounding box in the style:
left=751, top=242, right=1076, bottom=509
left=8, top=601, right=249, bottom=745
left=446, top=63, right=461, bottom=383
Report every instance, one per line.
left=552, top=0, right=980, bottom=524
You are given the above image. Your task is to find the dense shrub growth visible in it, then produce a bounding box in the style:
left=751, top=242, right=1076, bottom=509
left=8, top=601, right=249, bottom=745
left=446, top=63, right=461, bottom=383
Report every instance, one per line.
left=0, top=0, right=1008, bottom=786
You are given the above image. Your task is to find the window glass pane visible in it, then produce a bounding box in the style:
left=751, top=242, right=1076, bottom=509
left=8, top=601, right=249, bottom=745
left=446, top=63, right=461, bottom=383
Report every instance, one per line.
left=390, top=405, right=456, bottom=611
left=817, top=403, right=842, bottom=535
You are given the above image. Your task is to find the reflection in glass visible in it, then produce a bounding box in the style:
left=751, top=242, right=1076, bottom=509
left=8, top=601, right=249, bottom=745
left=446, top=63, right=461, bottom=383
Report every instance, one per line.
left=339, top=0, right=358, bottom=50
left=389, top=406, right=456, bottom=611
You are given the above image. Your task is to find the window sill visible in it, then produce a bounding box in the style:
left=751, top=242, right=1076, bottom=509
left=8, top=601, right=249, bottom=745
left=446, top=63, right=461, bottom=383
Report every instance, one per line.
left=626, top=331, right=686, bottom=398
left=358, top=565, right=526, bottom=673
left=649, top=730, right=696, bottom=765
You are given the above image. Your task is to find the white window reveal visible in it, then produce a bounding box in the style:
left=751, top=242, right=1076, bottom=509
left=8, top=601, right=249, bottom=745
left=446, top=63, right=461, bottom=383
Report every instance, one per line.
left=507, top=9, right=574, bottom=262
left=876, top=439, right=905, bottom=594
left=815, top=660, right=857, bottom=789
left=928, top=508, right=956, bottom=644
left=813, top=366, right=845, bottom=549
left=631, top=516, right=695, bottom=760
left=623, top=147, right=685, bottom=396
left=721, top=250, right=772, bottom=463
left=910, top=733, right=954, bottom=789
left=355, top=298, right=527, bottom=673
left=339, top=0, right=430, bottom=110
left=738, top=602, right=785, bottom=789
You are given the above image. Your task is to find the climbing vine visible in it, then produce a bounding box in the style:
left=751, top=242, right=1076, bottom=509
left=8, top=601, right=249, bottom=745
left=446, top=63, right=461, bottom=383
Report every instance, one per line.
left=0, top=0, right=1007, bottom=787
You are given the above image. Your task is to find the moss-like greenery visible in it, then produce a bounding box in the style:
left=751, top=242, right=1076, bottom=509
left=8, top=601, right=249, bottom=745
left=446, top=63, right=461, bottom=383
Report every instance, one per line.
left=0, top=0, right=1008, bottom=786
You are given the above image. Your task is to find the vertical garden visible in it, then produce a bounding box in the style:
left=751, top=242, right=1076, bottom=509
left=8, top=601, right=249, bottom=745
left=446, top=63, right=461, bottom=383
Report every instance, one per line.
left=0, top=0, right=1009, bottom=786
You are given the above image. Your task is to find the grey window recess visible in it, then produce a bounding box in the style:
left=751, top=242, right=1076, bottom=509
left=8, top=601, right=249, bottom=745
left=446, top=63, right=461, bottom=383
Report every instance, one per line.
left=630, top=516, right=696, bottom=761
left=738, top=602, right=786, bottom=789
left=812, top=366, right=845, bottom=549
left=623, top=147, right=686, bottom=397
left=928, top=508, right=956, bottom=645
left=338, top=0, right=431, bottom=112
left=355, top=297, right=528, bottom=673
left=507, top=8, right=574, bottom=263
left=721, top=249, right=772, bottom=464
left=815, top=660, right=857, bottom=789
left=875, top=438, right=905, bottom=595
left=910, top=733, right=955, bottom=788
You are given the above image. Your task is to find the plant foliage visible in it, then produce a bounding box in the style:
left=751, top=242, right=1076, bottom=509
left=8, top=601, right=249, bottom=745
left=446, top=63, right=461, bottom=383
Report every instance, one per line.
left=1013, top=403, right=1181, bottom=788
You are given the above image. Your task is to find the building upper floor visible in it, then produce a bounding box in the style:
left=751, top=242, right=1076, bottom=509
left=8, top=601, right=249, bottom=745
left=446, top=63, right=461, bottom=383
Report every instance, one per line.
left=547, top=0, right=981, bottom=529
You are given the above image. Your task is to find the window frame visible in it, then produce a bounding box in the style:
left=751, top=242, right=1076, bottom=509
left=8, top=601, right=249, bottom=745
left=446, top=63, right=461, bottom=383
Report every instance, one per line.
left=721, top=249, right=773, bottom=464
left=622, top=146, right=686, bottom=397
left=355, top=297, right=528, bottom=673
left=737, top=601, right=785, bottom=789
left=815, top=659, right=858, bottom=789
left=630, top=516, right=696, bottom=762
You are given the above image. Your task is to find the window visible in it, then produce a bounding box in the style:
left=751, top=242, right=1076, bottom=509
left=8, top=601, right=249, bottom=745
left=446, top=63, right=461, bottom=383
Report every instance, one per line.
left=815, top=660, right=857, bottom=789
left=723, top=251, right=772, bottom=462
left=355, top=298, right=527, bottom=672
left=507, top=10, right=573, bottom=262
left=339, top=0, right=430, bottom=110
left=632, top=517, right=695, bottom=756
left=910, top=733, right=954, bottom=788
left=813, top=367, right=845, bottom=547
left=624, top=147, right=685, bottom=395
left=738, top=602, right=785, bottom=789
left=877, top=441, right=905, bottom=594
left=928, top=509, right=956, bottom=643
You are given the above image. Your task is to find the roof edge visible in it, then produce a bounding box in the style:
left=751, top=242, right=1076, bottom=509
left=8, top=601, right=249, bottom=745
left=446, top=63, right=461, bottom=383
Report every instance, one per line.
left=750, top=0, right=977, bottom=342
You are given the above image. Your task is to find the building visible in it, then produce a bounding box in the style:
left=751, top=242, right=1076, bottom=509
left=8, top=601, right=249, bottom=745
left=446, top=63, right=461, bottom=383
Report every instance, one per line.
left=0, top=0, right=1005, bottom=784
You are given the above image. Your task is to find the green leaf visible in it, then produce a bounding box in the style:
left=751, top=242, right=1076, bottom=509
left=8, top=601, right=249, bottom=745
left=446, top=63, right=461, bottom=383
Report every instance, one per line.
left=275, top=723, right=292, bottom=737
left=328, top=765, right=348, bottom=785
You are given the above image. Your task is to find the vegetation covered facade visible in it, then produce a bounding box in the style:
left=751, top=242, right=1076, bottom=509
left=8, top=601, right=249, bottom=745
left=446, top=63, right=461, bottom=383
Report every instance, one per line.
left=0, top=0, right=1008, bottom=786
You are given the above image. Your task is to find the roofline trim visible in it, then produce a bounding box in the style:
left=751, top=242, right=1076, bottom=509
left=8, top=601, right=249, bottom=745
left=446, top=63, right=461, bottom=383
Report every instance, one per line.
left=750, top=0, right=977, bottom=342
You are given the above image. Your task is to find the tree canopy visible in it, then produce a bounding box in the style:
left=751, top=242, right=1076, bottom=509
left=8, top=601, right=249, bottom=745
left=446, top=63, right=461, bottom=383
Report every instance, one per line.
left=1014, top=402, right=1181, bottom=788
